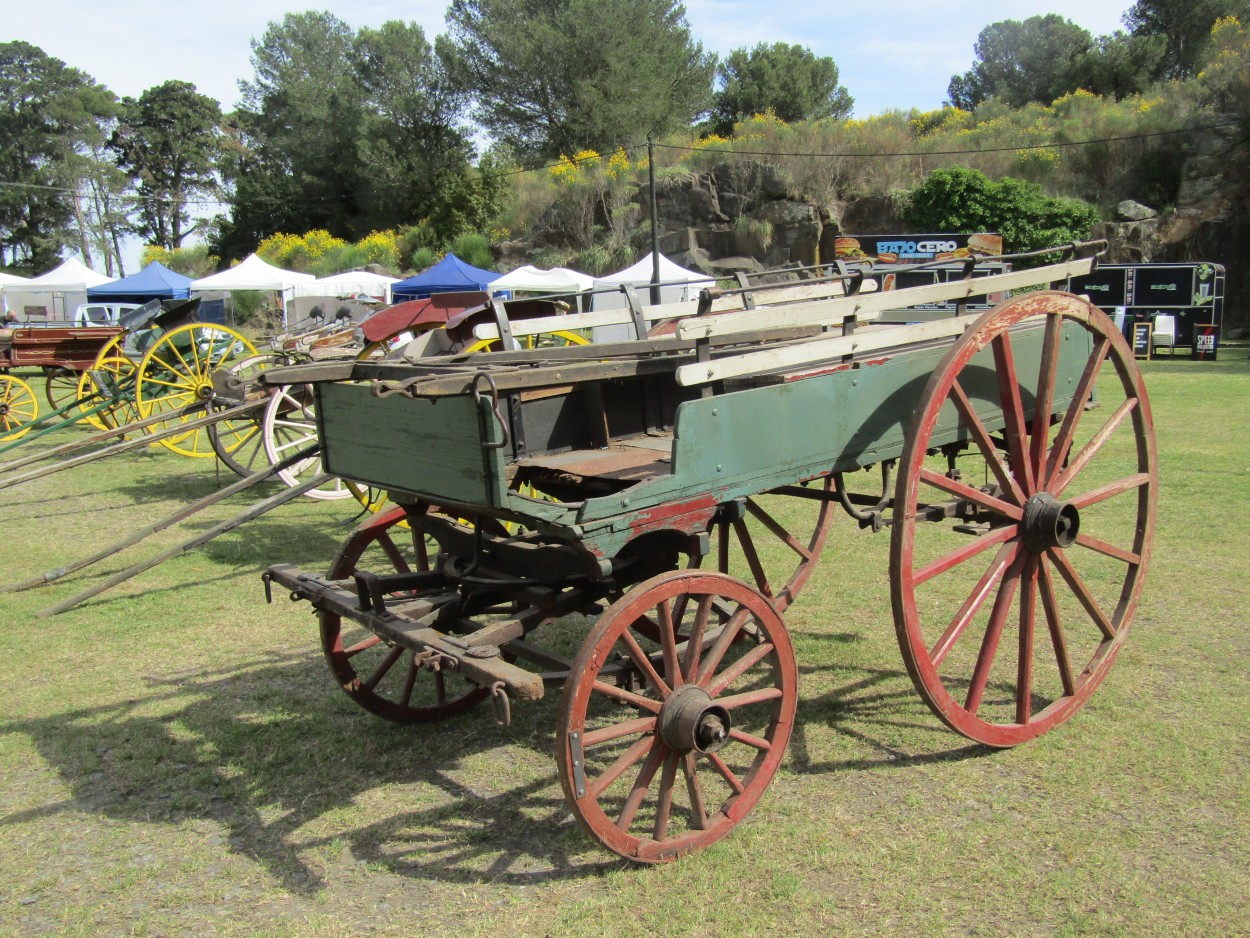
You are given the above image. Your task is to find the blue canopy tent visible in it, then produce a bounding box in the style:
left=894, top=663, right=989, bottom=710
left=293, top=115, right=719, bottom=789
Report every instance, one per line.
left=87, top=261, right=192, bottom=304
left=391, top=254, right=500, bottom=302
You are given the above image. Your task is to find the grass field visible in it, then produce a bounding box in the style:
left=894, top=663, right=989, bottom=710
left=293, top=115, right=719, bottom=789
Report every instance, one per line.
left=1, top=354, right=1247, bottom=937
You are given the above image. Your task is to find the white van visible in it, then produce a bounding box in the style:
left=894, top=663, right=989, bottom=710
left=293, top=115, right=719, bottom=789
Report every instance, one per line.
left=73, top=302, right=143, bottom=327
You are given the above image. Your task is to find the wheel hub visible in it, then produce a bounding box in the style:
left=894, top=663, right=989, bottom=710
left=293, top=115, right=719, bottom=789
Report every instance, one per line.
left=1022, top=491, right=1079, bottom=552
left=659, top=684, right=731, bottom=753
left=195, top=382, right=214, bottom=401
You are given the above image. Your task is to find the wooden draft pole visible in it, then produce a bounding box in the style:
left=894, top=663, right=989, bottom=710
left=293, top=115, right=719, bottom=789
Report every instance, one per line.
left=0, top=442, right=319, bottom=594
left=37, top=471, right=335, bottom=618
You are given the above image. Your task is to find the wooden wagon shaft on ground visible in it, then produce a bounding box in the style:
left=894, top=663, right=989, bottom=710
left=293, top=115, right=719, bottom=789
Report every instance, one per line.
left=37, top=471, right=333, bottom=618
left=0, top=399, right=262, bottom=492
left=1, top=442, right=320, bottom=596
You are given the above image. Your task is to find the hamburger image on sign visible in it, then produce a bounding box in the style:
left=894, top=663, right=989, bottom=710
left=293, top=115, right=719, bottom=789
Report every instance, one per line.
left=834, top=237, right=871, bottom=261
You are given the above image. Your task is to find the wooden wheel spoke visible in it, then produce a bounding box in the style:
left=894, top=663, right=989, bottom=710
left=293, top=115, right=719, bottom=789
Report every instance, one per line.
left=714, top=685, right=783, bottom=710
left=913, top=523, right=1018, bottom=586
left=705, top=750, right=745, bottom=796
left=744, top=498, right=814, bottom=560
left=1048, top=547, right=1117, bottom=640
left=727, top=727, right=772, bottom=751
left=142, top=374, right=196, bottom=390
left=918, top=467, right=1023, bottom=520
left=656, top=599, right=683, bottom=688
left=695, top=607, right=750, bottom=685
left=362, top=645, right=405, bottom=691
left=964, top=552, right=1024, bottom=715
left=930, top=541, right=1020, bottom=666
left=1030, top=312, right=1063, bottom=478
left=707, top=642, right=775, bottom=697
left=682, top=753, right=709, bottom=830
left=1037, top=559, right=1077, bottom=696
left=991, top=331, right=1035, bottom=493
left=1067, top=472, right=1151, bottom=510
left=1016, top=556, right=1038, bottom=725
left=583, top=715, right=658, bottom=747
left=615, top=742, right=668, bottom=831
left=1074, top=532, right=1140, bottom=566
left=652, top=753, right=679, bottom=842
left=950, top=379, right=1025, bottom=506
left=588, top=734, right=654, bottom=800
left=591, top=679, right=663, bottom=713
left=373, top=532, right=412, bottom=574
left=1051, top=397, right=1139, bottom=496
left=683, top=595, right=713, bottom=683
left=399, top=659, right=420, bottom=708
left=619, top=628, right=671, bottom=697
left=1043, top=337, right=1109, bottom=487
left=731, top=517, right=772, bottom=598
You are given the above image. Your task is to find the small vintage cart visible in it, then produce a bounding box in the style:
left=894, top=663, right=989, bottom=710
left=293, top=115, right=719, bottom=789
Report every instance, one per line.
left=263, top=245, right=1157, bottom=862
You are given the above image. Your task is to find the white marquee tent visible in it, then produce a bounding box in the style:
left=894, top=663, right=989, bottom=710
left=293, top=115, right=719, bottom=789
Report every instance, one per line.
left=489, top=265, right=595, bottom=296
left=4, top=258, right=114, bottom=320
left=0, top=271, right=31, bottom=317
left=191, top=254, right=316, bottom=326
left=292, top=270, right=399, bottom=302
left=591, top=253, right=714, bottom=340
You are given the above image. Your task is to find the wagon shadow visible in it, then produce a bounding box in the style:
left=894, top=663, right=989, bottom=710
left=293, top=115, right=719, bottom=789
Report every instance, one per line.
left=790, top=661, right=993, bottom=774
left=0, top=650, right=614, bottom=894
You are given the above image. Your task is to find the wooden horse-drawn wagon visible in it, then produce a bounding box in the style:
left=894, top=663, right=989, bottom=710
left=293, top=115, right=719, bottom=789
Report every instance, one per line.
left=260, top=243, right=1157, bottom=862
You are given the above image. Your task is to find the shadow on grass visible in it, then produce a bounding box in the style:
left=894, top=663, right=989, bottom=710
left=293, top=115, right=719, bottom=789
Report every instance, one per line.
left=0, top=650, right=618, bottom=893
left=0, top=641, right=994, bottom=892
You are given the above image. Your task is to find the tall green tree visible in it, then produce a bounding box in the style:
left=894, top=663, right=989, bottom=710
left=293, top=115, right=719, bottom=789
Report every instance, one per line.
left=222, top=11, right=361, bottom=256
left=110, top=80, right=223, bottom=250
left=708, top=43, right=853, bottom=136
left=445, top=0, right=715, bottom=163
left=948, top=16, right=1095, bottom=110
left=0, top=41, right=116, bottom=273
left=1125, top=0, right=1250, bottom=79
left=351, top=21, right=478, bottom=240
left=1071, top=31, right=1167, bottom=101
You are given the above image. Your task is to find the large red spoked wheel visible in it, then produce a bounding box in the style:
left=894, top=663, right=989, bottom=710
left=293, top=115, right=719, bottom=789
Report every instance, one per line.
left=557, top=570, right=797, bottom=863
left=891, top=291, right=1157, bottom=747
left=320, top=506, right=492, bottom=723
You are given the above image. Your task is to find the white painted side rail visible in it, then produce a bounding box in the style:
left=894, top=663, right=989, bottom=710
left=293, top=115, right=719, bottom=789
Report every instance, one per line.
left=673, top=258, right=1095, bottom=341
left=674, top=317, right=974, bottom=386
left=470, top=279, right=870, bottom=341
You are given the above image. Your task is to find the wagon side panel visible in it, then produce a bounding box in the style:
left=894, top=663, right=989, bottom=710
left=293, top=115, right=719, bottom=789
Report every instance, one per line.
left=316, top=382, right=507, bottom=507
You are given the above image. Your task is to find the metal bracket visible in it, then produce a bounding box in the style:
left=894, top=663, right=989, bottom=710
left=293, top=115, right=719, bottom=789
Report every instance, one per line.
left=472, top=372, right=509, bottom=450
left=568, top=730, right=587, bottom=797
left=488, top=296, right=520, bottom=352
left=620, top=283, right=649, bottom=340
left=490, top=682, right=512, bottom=728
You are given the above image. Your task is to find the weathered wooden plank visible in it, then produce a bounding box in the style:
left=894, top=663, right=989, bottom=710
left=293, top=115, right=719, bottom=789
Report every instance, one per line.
left=673, top=259, right=1094, bottom=341
left=675, top=316, right=974, bottom=386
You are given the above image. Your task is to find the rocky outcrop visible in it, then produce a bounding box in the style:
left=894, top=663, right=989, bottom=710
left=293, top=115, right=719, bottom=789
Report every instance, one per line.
left=506, top=127, right=1248, bottom=326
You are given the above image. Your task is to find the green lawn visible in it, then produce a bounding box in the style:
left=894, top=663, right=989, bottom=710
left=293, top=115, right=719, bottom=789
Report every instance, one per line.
left=1, top=355, right=1247, bottom=937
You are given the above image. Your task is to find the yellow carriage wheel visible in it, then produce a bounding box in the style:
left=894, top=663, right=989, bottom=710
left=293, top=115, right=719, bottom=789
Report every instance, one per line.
left=76, top=355, right=139, bottom=432
left=0, top=374, right=39, bottom=441
left=464, top=329, right=590, bottom=354
left=134, top=323, right=258, bottom=458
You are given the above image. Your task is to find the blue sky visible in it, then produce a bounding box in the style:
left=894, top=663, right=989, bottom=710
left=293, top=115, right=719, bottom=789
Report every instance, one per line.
left=17, top=1, right=1130, bottom=118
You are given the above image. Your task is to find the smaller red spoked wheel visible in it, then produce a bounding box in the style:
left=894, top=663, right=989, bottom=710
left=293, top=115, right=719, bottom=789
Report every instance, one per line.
left=891, top=292, right=1157, bottom=747
left=557, top=569, right=797, bottom=863
left=320, top=506, right=492, bottom=723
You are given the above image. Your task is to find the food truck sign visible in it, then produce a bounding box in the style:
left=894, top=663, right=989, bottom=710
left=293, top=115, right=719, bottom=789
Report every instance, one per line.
left=834, top=233, right=1003, bottom=264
